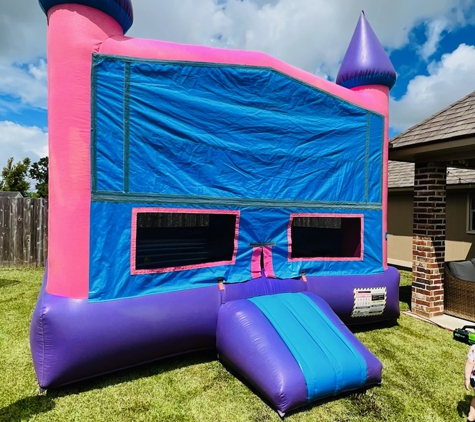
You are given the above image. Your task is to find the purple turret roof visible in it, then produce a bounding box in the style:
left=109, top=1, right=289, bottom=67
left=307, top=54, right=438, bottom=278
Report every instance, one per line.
left=38, top=0, right=134, bottom=33
left=336, top=11, right=396, bottom=90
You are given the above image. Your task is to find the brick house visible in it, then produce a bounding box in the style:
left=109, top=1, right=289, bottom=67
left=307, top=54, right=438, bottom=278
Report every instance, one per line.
left=388, top=90, right=475, bottom=318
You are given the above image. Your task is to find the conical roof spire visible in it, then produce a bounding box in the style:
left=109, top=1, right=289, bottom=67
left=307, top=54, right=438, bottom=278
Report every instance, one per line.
left=336, top=11, right=396, bottom=90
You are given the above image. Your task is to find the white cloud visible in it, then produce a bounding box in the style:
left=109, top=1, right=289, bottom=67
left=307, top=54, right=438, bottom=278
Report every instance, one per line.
left=0, top=59, right=47, bottom=110
left=0, top=0, right=46, bottom=62
left=127, top=0, right=471, bottom=79
left=28, top=60, right=47, bottom=82
left=0, top=121, right=48, bottom=169
left=0, top=0, right=47, bottom=116
left=419, top=18, right=449, bottom=61
left=390, top=44, right=475, bottom=132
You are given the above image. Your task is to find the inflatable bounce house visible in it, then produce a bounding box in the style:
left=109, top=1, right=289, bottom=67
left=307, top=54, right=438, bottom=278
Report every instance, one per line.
left=31, top=0, right=400, bottom=415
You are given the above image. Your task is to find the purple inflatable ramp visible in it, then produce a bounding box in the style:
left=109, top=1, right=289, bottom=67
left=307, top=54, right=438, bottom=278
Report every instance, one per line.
left=216, top=292, right=382, bottom=415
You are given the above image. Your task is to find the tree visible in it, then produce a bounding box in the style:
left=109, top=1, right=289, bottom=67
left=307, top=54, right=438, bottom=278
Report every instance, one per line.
left=0, top=157, right=31, bottom=196
left=29, top=157, right=49, bottom=198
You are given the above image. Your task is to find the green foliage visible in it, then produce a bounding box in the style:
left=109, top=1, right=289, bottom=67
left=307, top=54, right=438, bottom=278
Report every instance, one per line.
left=0, top=157, right=31, bottom=196
left=0, top=156, right=49, bottom=197
left=29, top=157, right=48, bottom=198
left=0, top=268, right=471, bottom=421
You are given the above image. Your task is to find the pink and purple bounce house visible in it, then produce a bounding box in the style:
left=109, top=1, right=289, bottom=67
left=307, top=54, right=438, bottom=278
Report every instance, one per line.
left=31, top=0, right=400, bottom=415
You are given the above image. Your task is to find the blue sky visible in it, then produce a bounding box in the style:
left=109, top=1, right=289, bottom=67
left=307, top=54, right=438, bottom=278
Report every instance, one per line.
left=1, top=0, right=475, bottom=169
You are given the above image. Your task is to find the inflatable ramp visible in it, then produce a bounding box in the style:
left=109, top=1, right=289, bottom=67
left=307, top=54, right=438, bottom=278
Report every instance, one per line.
left=217, top=292, right=382, bottom=416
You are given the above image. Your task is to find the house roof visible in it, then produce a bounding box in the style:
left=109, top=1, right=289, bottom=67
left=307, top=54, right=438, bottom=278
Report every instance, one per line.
left=390, top=90, right=475, bottom=149
left=388, top=160, right=475, bottom=189
left=0, top=191, right=23, bottom=198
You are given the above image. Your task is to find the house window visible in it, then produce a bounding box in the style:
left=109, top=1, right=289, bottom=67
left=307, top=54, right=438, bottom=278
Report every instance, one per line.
left=468, top=194, right=475, bottom=234
left=288, top=213, right=363, bottom=260
left=131, top=208, right=239, bottom=274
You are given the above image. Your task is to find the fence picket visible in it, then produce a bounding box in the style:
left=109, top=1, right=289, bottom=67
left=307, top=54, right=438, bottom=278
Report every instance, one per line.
left=0, top=198, right=48, bottom=267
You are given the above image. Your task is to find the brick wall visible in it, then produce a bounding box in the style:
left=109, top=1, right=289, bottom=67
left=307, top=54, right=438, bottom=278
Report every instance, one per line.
left=411, top=162, right=446, bottom=318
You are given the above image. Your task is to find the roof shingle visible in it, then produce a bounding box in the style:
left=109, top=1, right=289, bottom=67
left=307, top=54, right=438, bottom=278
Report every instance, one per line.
left=388, top=161, right=475, bottom=189
left=391, top=90, right=475, bottom=148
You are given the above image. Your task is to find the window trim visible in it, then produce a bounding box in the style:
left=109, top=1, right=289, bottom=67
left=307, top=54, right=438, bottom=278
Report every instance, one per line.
left=467, top=194, right=475, bottom=234
left=131, top=207, right=240, bottom=275
left=287, top=213, right=364, bottom=261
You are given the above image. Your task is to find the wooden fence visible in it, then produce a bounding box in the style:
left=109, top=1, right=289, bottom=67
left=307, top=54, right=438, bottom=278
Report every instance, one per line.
left=0, top=198, right=48, bottom=267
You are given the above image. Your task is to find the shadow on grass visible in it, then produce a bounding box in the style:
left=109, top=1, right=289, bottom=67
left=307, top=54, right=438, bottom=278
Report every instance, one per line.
left=349, top=319, right=399, bottom=334
left=0, top=279, right=20, bottom=288
left=0, top=395, right=55, bottom=421
left=47, top=349, right=217, bottom=398
left=399, top=284, right=412, bottom=311
left=281, top=385, right=383, bottom=420
left=457, top=395, right=473, bottom=419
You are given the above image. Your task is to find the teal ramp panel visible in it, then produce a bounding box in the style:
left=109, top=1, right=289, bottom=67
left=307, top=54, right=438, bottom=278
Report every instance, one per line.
left=249, top=292, right=368, bottom=401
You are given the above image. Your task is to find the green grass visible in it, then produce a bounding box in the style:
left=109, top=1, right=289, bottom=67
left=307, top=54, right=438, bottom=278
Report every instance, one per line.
left=0, top=267, right=472, bottom=421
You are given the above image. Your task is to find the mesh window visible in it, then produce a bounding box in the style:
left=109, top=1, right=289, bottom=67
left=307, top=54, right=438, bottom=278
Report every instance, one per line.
left=290, top=215, right=362, bottom=259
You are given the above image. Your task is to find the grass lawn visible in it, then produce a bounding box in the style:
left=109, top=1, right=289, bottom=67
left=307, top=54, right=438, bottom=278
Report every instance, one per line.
left=0, top=267, right=472, bottom=421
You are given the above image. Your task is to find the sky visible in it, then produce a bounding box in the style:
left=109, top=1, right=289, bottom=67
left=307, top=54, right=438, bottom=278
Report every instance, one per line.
left=1, top=0, right=475, bottom=171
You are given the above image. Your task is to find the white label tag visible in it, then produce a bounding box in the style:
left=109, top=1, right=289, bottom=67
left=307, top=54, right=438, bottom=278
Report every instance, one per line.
left=351, top=287, right=386, bottom=317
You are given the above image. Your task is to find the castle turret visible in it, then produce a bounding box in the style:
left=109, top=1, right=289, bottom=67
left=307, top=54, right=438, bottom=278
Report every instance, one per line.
left=336, top=11, right=397, bottom=270
left=336, top=11, right=396, bottom=90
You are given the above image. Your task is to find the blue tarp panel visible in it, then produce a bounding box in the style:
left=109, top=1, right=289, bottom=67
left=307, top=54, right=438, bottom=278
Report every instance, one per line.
left=127, top=62, right=372, bottom=203
left=89, top=55, right=385, bottom=301
left=92, top=55, right=383, bottom=206
left=94, top=59, right=125, bottom=192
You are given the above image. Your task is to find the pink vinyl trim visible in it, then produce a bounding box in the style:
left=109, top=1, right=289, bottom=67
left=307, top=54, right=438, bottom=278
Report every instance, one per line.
left=287, top=213, right=364, bottom=262
left=251, top=247, right=262, bottom=279
left=263, top=246, right=276, bottom=278
left=130, top=208, right=240, bottom=275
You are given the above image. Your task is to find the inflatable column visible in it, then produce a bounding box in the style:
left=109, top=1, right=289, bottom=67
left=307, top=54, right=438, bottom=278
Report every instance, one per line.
left=38, top=0, right=133, bottom=298
left=336, top=11, right=396, bottom=269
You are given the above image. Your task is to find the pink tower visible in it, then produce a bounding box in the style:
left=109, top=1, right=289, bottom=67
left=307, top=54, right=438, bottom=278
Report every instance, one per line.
left=336, top=11, right=397, bottom=269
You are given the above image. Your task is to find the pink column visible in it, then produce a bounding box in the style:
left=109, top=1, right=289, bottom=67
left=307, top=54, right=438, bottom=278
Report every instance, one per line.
left=351, top=85, right=390, bottom=269
left=46, top=5, right=123, bottom=297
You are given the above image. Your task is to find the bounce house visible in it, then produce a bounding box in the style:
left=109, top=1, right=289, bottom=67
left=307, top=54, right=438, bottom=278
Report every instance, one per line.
left=31, top=0, right=400, bottom=415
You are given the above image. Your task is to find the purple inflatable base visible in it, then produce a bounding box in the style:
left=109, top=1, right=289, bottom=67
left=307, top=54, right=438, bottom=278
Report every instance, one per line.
left=307, top=266, right=400, bottom=325
left=30, top=267, right=399, bottom=397
left=30, top=271, right=220, bottom=389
